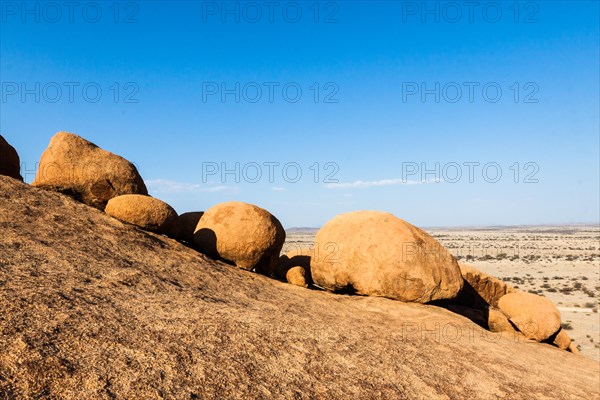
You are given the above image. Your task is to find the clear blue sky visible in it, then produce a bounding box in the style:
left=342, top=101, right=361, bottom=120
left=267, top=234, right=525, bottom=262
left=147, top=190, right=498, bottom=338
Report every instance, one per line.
left=1, top=1, right=598, bottom=228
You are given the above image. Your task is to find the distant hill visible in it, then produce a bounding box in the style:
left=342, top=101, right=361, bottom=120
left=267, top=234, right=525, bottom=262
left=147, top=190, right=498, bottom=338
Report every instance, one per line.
left=285, top=227, right=320, bottom=235
left=1, top=176, right=598, bottom=399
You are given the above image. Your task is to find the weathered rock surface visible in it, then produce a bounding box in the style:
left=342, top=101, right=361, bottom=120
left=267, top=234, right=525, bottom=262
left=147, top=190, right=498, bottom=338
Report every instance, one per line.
left=310, top=211, right=463, bottom=303
left=0, top=135, right=23, bottom=181
left=193, top=201, right=285, bottom=275
left=105, top=194, right=178, bottom=237
left=32, top=131, right=147, bottom=209
left=1, top=176, right=598, bottom=400
left=498, top=292, right=562, bottom=341
left=177, top=211, right=204, bottom=242
left=454, top=263, right=516, bottom=308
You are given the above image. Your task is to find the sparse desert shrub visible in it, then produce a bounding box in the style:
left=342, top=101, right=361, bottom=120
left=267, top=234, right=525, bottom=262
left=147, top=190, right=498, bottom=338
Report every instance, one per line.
left=546, top=288, right=557, bottom=293
left=583, top=288, right=595, bottom=298
left=561, top=322, right=573, bottom=331
left=584, top=302, right=596, bottom=308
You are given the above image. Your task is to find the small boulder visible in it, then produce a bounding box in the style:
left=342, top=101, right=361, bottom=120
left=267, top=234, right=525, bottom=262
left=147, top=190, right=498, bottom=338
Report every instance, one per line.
left=454, top=263, right=516, bottom=308
left=0, top=135, right=23, bottom=181
left=310, top=211, right=463, bottom=303
left=275, top=246, right=313, bottom=287
left=568, top=342, right=580, bottom=355
left=193, top=202, right=285, bottom=275
left=32, top=131, right=147, bottom=209
left=105, top=194, right=178, bottom=237
left=553, top=329, right=572, bottom=350
left=498, top=292, right=561, bottom=342
left=178, top=212, right=204, bottom=242
left=488, top=308, right=519, bottom=334
left=286, top=267, right=309, bottom=288
left=442, top=305, right=525, bottom=340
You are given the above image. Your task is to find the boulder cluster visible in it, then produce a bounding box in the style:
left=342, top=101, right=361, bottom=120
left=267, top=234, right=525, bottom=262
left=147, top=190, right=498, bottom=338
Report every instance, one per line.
left=0, top=132, right=577, bottom=355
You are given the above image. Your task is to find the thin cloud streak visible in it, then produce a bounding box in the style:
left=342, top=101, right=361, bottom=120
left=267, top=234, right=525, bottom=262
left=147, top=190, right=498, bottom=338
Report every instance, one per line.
left=147, top=179, right=238, bottom=194
left=325, top=178, right=441, bottom=189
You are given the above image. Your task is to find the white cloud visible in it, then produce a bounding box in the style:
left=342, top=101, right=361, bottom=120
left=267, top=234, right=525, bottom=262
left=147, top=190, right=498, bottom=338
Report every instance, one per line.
left=325, top=178, right=441, bottom=189
left=271, top=187, right=286, bottom=191
left=146, top=179, right=238, bottom=194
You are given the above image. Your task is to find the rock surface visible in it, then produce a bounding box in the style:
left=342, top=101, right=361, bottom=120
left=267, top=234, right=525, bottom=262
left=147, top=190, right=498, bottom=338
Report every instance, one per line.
left=0, top=176, right=598, bottom=399
left=32, top=131, right=147, bottom=209
left=105, top=194, right=178, bottom=237
left=193, top=201, right=285, bottom=275
left=498, top=292, right=562, bottom=341
left=177, top=211, right=204, bottom=242
left=310, top=211, right=464, bottom=303
left=0, top=135, right=23, bottom=181
left=454, top=263, right=516, bottom=308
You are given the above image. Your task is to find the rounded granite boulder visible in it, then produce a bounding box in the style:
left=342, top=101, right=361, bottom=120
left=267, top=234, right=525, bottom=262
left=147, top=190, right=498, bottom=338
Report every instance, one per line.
left=193, top=202, right=285, bottom=275
left=105, top=194, right=178, bottom=237
left=177, top=212, right=204, bottom=242
left=310, top=211, right=463, bottom=303
left=275, top=246, right=314, bottom=288
left=32, top=131, right=147, bottom=209
left=498, top=291, right=561, bottom=342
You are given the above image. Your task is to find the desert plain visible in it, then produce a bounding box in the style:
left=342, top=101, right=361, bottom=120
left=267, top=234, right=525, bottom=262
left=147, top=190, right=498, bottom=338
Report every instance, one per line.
left=285, top=224, right=600, bottom=361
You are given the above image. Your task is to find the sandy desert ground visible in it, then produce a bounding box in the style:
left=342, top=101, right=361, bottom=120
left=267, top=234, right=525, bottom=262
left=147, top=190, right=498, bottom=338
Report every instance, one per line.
left=284, top=225, right=600, bottom=361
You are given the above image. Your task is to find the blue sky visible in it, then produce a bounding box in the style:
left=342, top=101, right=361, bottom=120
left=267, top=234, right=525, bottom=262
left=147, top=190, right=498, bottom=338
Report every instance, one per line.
left=1, top=1, right=598, bottom=228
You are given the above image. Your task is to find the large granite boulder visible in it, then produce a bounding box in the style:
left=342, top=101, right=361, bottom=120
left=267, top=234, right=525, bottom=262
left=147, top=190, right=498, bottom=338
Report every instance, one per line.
left=498, top=292, right=561, bottom=342
left=310, top=211, right=463, bottom=303
left=193, top=202, right=285, bottom=275
left=32, top=131, right=147, bottom=209
left=105, top=194, right=178, bottom=237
